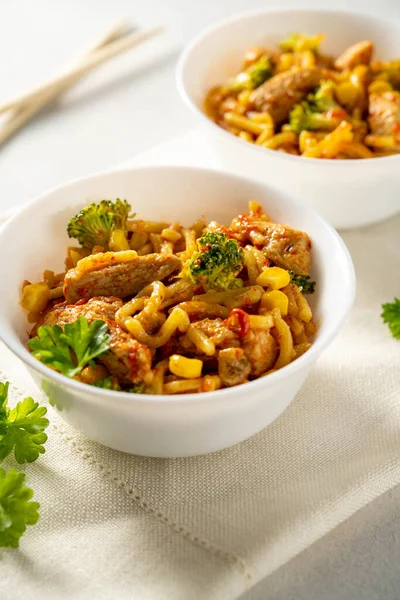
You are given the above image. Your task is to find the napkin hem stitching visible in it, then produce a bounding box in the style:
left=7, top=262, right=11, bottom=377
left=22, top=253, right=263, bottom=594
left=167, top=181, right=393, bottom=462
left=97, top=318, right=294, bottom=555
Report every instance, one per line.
left=53, top=422, right=253, bottom=584
left=0, top=367, right=251, bottom=584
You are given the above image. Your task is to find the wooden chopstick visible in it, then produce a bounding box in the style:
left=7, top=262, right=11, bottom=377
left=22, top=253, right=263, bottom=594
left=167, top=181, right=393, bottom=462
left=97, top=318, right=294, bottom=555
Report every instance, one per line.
left=0, top=25, right=163, bottom=118
left=0, top=21, right=136, bottom=147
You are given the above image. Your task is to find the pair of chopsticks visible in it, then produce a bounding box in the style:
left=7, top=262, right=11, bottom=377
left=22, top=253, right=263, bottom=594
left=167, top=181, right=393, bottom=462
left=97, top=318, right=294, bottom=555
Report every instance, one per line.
left=0, top=21, right=164, bottom=147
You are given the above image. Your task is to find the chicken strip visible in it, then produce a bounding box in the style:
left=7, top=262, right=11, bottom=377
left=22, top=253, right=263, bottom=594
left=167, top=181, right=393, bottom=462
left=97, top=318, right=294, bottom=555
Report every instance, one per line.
left=368, top=91, right=400, bottom=136
left=334, top=40, right=373, bottom=70
left=230, top=216, right=311, bottom=275
left=37, top=296, right=152, bottom=386
left=249, top=67, right=327, bottom=126
left=218, top=347, right=251, bottom=387
left=255, top=223, right=311, bottom=275
left=242, top=329, right=277, bottom=376
left=64, top=250, right=182, bottom=304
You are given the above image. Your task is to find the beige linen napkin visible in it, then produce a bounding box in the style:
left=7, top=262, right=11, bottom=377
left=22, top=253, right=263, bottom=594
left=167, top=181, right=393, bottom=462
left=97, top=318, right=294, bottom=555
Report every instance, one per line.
left=1, top=210, right=399, bottom=600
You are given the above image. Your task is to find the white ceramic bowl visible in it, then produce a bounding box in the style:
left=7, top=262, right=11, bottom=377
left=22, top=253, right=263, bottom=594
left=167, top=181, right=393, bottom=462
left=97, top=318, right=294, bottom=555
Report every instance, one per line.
left=177, top=8, right=400, bottom=230
left=0, top=166, right=355, bottom=457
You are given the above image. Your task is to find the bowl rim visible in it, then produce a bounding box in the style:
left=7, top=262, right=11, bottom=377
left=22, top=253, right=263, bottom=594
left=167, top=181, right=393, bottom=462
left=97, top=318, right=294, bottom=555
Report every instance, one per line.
left=176, top=5, right=400, bottom=167
left=0, top=164, right=356, bottom=408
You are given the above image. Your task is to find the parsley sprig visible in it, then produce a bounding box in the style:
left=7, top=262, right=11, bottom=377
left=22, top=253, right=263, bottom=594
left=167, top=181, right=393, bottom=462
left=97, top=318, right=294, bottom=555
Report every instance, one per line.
left=28, top=316, right=111, bottom=377
left=0, top=382, right=49, bottom=464
left=0, top=381, right=48, bottom=548
left=0, top=468, right=40, bottom=548
left=381, top=297, right=400, bottom=339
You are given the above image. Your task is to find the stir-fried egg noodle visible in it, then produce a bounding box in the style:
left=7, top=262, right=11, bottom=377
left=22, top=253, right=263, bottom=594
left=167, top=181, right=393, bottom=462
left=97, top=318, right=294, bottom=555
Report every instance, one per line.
left=205, top=33, right=400, bottom=159
left=22, top=200, right=317, bottom=395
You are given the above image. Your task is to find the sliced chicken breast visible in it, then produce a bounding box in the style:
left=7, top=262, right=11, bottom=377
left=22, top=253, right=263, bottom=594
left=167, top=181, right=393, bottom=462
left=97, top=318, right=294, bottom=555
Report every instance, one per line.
left=249, top=67, right=327, bottom=126
left=63, top=251, right=182, bottom=303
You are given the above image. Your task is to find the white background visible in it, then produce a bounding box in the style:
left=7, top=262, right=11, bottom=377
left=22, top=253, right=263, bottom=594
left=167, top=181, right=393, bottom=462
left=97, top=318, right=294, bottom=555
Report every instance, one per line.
left=1, top=1, right=399, bottom=598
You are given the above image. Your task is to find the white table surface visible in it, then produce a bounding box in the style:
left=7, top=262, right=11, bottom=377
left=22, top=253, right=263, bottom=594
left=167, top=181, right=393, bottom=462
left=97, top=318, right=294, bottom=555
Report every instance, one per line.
left=1, top=0, right=399, bottom=598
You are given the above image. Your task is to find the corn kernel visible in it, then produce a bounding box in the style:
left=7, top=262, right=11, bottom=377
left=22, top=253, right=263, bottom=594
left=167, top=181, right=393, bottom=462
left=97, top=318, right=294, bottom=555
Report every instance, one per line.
left=335, top=81, right=359, bottom=108
left=256, top=267, right=291, bottom=290
left=277, top=52, right=294, bottom=72
left=21, top=283, right=51, bottom=313
left=109, top=229, right=130, bottom=252
left=68, top=246, right=91, bottom=268
left=261, top=290, right=289, bottom=316
left=169, top=355, right=203, bottom=379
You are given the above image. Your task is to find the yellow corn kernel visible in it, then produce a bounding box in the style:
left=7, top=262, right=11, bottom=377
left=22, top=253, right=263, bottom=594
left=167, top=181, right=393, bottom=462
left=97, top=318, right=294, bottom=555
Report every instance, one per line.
left=368, top=80, right=393, bottom=94
left=256, top=267, right=291, bottom=290
left=261, top=290, right=289, bottom=316
left=161, top=228, right=181, bottom=243
left=109, top=229, right=130, bottom=252
left=276, top=52, right=294, bottom=72
left=68, top=247, right=91, bottom=268
left=335, top=81, right=359, bottom=108
left=21, top=283, right=51, bottom=313
left=169, top=355, right=203, bottom=379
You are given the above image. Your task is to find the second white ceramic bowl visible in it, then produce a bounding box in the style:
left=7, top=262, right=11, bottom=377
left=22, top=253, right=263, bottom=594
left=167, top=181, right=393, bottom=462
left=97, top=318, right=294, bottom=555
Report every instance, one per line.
left=177, top=8, right=400, bottom=229
left=0, top=166, right=355, bottom=456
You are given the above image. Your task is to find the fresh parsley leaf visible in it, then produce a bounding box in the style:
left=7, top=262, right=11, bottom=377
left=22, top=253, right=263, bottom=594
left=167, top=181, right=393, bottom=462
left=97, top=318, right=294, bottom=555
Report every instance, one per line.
left=0, top=382, right=49, bottom=464
left=28, top=325, right=75, bottom=376
left=289, top=271, right=316, bottom=294
left=381, top=297, right=400, bottom=340
left=0, top=468, right=40, bottom=548
left=28, top=316, right=111, bottom=378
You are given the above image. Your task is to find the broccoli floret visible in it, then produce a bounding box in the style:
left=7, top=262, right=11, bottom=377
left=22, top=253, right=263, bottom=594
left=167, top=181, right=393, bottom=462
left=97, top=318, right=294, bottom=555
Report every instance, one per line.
left=93, top=376, right=121, bottom=391
left=307, top=81, right=341, bottom=113
left=246, top=56, right=273, bottom=88
left=289, top=103, right=340, bottom=134
left=67, top=198, right=131, bottom=249
left=182, top=232, right=244, bottom=291
left=225, top=56, right=272, bottom=92
left=289, top=271, right=316, bottom=294
left=128, top=382, right=146, bottom=394
left=280, top=33, right=324, bottom=53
